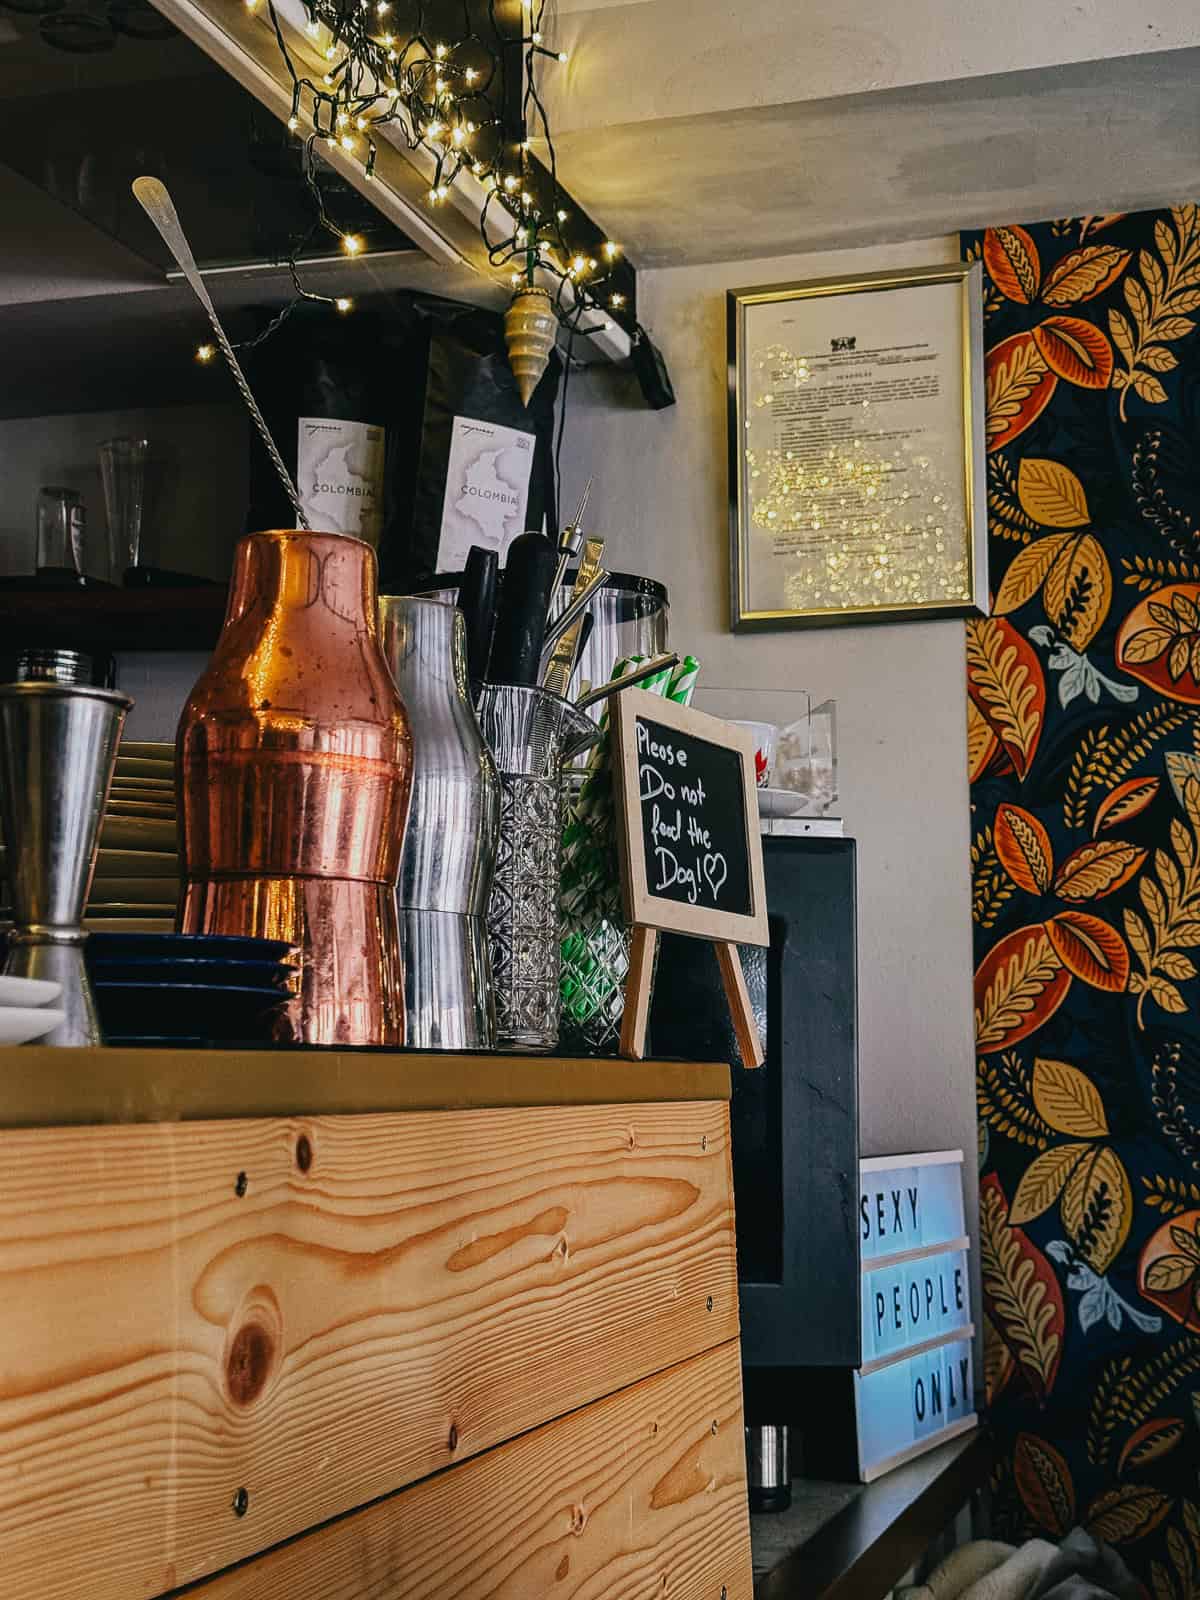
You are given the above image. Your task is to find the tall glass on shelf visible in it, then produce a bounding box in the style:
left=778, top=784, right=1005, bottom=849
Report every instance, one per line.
left=99, top=436, right=148, bottom=579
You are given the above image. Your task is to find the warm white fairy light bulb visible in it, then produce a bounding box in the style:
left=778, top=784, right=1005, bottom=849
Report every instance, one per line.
left=341, top=233, right=364, bottom=255
left=196, top=343, right=215, bottom=363
left=335, top=297, right=353, bottom=313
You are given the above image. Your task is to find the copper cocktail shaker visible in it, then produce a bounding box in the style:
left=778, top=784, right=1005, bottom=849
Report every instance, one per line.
left=177, top=530, right=412, bottom=1045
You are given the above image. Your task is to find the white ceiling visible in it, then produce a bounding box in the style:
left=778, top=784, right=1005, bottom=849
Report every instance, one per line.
left=542, top=2, right=1200, bottom=266
left=5, top=0, right=1200, bottom=320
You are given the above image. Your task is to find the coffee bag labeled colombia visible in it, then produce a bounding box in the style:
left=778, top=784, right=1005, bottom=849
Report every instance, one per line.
left=244, top=292, right=561, bottom=587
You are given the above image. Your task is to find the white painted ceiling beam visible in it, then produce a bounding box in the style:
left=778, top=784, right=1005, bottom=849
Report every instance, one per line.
left=544, top=0, right=1200, bottom=134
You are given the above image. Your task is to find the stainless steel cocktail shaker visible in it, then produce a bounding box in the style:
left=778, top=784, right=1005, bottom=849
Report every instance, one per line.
left=0, top=682, right=131, bottom=1045
left=379, top=597, right=499, bottom=1049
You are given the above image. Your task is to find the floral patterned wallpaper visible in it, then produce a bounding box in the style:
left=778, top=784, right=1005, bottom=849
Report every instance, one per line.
left=965, top=205, right=1200, bottom=1596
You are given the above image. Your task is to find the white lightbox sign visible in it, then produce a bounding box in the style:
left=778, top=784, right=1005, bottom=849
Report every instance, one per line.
left=860, top=1150, right=965, bottom=1264
left=854, top=1332, right=976, bottom=1483
left=861, top=1244, right=971, bottom=1366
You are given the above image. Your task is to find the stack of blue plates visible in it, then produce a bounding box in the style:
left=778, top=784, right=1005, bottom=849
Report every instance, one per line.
left=86, top=933, right=299, bottom=1047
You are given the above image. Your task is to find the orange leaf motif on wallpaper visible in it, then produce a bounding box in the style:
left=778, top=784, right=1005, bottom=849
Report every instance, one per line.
left=1041, top=244, right=1132, bottom=307
left=1117, top=585, right=1200, bottom=705
left=1094, top=776, right=1160, bottom=836
left=1110, top=203, right=1200, bottom=418
left=1015, top=1432, right=1076, bottom=1538
left=975, top=924, right=1071, bottom=1053
left=1079, top=214, right=1126, bottom=239
left=980, top=1173, right=1064, bottom=1400
left=1017, top=458, right=1089, bottom=527
left=995, top=803, right=1054, bottom=893
left=985, top=332, right=1059, bottom=452
left=1046, top=911, right=1131, bottom=991
left=1032, top=1056, right=1109, bottom=1136
left=984, top=1311, right=1015, bottom=1406
left=1044, top=534, right=1112, bottom=651
left=1062, top=1146, right=1133, bottom=1272
left=994, top=533, right=1074, bottom=615
left=967, top=697, right=1000, bottom=783
left=1137, top=1211, right=1200, bottom=1332
left=1087, top=1485, right=1174, bottom=1545
left=967, top=617, right=1046, bottom=779
left=1054, top=840, right=1147, bottom=902
left=1118, top=1419, right=1185, bottom=1478
left=1032, top=316, right=1116, bottom=389
left=1010, top=1141, right=1090, bottom=1226
left=984, top=226, right=1042, bottom=304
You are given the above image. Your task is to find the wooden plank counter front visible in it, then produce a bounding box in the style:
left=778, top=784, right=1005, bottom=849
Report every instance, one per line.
left=0, top=1048, right=751, bottom=1600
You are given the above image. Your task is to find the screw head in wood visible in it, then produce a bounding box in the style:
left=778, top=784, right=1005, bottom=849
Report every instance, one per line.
left=706, top=1295, right=713, bottom=1312
left=232, top=1487, right=249, bottom=1517
left=711, top=1419, right=718, bottom=1435
left=701, top=1135, right=707, bottom=1150
left=295, top=1134, right=312, bottom=1173
left=234, top=1171, right=248, bottom=1197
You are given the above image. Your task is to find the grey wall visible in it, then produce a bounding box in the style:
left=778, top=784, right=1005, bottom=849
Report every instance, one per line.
left=557, top=235, right=978, bottom=1261
left=0, top=401, right=247, bottom=582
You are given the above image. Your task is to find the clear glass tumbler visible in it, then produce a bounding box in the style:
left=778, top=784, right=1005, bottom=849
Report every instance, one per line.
left=35, top=487, right=86, bottom=579
left=99, top=437, right=148, bottom=576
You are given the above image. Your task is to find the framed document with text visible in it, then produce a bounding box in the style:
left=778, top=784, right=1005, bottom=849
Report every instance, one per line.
left=728, top=261, right=988, bottom=631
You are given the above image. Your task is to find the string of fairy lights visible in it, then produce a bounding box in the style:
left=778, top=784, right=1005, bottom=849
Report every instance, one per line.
left=201, top=0, right=629, bottom=351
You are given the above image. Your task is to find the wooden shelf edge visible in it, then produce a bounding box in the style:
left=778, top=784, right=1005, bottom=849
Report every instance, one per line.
left=0, top=586, right=228, bottom=653
left=754, top=1430, right=993, bottom=1600
left=0, top=1046, right=731, bottom=1127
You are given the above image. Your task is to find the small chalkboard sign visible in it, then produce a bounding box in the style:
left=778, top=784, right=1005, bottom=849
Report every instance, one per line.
left=611, top=688, right=768, bottom=1064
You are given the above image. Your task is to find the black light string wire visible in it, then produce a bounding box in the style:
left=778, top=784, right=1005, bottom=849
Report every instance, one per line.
left=229, top=0, right=628, bottom=340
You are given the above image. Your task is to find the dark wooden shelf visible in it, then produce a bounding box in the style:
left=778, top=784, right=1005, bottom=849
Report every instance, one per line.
left=0, top=585, right=227, bottom=653
left=753, top=1430, right=993, bottom=1600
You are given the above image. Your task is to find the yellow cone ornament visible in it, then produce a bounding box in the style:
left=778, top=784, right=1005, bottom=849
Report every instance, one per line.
left=505, top=284, right=556, bottom=406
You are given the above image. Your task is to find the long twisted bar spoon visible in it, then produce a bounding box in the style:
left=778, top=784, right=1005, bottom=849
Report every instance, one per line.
left=132, top=175, right=310, bottom=530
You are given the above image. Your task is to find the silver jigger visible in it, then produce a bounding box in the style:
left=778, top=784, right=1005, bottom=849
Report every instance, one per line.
left=379, top=597, right=500, bottom=1050
left=0, top=683, right=132, bottom=1045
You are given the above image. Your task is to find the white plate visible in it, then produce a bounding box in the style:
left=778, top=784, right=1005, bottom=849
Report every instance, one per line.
left=0, top=976, right=61, bottom=1007
left=0, top=1007, right=66, bottom=1044
left=757, top=786, right=812, bottom=819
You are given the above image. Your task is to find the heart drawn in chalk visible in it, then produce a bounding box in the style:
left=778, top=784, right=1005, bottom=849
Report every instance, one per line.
left=703, top=852, right=728, bottom=899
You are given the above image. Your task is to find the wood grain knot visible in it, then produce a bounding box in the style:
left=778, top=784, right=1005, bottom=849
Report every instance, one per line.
left=295, top=1133, right=313, bottom=1173
left=227, top=1322, right=274, bottom=1408
left=555, top=1554, right=570, bottom=1581
left=569, top=1503, right=587, bottom=1536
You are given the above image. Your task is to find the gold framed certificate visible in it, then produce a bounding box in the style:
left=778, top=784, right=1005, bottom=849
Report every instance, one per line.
left=728, top=261, right=988, bottom=630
